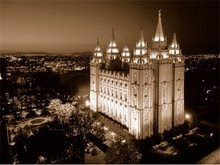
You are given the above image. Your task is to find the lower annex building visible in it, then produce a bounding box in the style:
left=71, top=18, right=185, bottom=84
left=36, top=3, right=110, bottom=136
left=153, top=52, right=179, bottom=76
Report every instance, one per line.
left=90, top=10, right=185, bottom=139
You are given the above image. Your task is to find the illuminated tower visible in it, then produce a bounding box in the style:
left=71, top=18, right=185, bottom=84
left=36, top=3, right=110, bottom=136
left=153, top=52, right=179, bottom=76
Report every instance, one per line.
left=121, top=39, right=131, bottom=63
left=150, top=10, right=173, bottom=134
left=106, top=28, right=120, bottom=69
left=169, top=33, right=181, bottom=55
left=133, top=27, right=148, bottom=64
left=90, top=38, right=103, bottom=112
left=129, top=27, right=154, bottom=139
left=150, top=9, right=168, bottom=59
left=169, top=33, right=185, bottom=126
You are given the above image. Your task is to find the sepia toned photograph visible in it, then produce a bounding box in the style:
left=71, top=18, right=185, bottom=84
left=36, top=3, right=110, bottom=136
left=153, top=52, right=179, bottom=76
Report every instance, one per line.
left=0, top=0, right=219, bottom=164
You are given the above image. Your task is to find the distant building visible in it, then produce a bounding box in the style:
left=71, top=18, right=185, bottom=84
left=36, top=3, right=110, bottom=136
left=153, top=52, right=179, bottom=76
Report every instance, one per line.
left=90, top=10, right=185, bottom=139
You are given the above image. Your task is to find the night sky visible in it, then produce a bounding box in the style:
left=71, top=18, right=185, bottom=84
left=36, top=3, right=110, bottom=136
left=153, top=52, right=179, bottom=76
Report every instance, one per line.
left=0, top=0, right=219, bottom=54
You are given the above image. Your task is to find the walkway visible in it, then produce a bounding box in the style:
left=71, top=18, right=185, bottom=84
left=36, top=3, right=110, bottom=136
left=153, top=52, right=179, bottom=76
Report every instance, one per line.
left=97, top=113, right=134, bottom=140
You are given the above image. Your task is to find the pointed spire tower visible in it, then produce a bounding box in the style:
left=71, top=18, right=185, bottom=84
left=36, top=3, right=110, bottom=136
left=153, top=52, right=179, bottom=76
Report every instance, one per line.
left=92, top=38, right=103, bottom=63
left=121, top=39, right=131, bottom=62
left=152, top=10, right=167, bottom=50
left=169, top=33, right=181, bottom=56
left=154, top=10, right=164, bottom=42
left=133, top=27, right=148, bottom=64
left=106, top=28, right=119, bottom=60
left=171, top=33, right=178, bottom=48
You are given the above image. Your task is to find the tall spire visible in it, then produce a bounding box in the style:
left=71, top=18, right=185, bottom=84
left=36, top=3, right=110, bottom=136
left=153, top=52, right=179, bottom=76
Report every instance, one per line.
left=134, top=27, right=147, bottom=56
left=154, top=9, right=164, bottom=42
left=140, top=26, right=144, bottom=44
left=122, top=38, right=130, bottom=58
left=111, top=27, right=115, bottom=42
left=97, top=37, right=99, bottom=46
left=107, top=28, right=119, bottom=55
left=169, top=33, right=181, bottom=55
left=94, top=37, right=102, bottom=57
left=137, top=26, right=146, bottom=47
left=171, top=33, right=178, bottom=48
left=125, top=38, right=128, bottom=46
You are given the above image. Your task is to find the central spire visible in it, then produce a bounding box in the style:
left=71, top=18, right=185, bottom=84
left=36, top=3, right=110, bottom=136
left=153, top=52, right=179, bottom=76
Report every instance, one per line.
left=154, top=9, right=164, bottom=42
left=140, top=26, right=144, bottom=44
left=96, top=37, right=100, bottom=49
left=111, top=28, right=115, bottom=42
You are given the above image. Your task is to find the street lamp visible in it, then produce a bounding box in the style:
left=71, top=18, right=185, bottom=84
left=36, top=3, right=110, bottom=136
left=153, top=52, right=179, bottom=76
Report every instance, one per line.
left=185, top=113, right=191, bottom=120
left=0, top=73, right=2, bottom=80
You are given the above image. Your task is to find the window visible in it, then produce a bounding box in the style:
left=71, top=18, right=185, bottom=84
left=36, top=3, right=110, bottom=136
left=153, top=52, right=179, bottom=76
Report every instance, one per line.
left=145, top=73, right=148, bottom=84
left=134, top=72, right=137, bottom=84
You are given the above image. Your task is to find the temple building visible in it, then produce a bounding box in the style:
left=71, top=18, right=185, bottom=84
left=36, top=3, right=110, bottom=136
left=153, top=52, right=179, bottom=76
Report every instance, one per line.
left=90, top=10, right=185, bottom=139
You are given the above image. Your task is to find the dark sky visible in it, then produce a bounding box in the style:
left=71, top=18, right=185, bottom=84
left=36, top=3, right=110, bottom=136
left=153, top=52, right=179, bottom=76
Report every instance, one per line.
left=0, top=0, right=219, bottom=54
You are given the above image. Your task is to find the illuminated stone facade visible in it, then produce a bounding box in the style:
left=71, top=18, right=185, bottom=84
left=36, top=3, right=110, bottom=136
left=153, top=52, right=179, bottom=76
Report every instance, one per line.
left=90, top=10, right=185, bottom=139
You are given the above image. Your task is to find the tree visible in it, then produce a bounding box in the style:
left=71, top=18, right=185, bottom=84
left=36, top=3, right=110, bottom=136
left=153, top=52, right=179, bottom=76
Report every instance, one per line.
left=47, top=99, right=76, bottom=123
left=47, top=99, right=106, bottom=163
left=91, top=123, right=106, bottom=142
left=68, top=109, right=94, bottom=137
left=105, top=137, right=142, bottom=164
